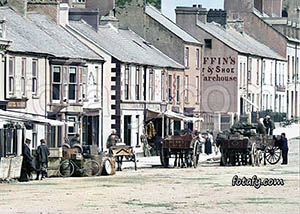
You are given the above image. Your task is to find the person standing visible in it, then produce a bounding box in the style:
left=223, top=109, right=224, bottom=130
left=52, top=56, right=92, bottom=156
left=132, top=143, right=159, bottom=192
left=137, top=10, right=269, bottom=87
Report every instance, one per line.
left=70, top=133, right=80, bottom=147
left=280, top=133, right=289, bottom=165
left=263, top=115, right=275, bottom=135
left=106, top=130, right=120, bottom=149
left=36, top=139, right=50, bottom=180
left=107, top=130, right=123, bottom=171
left=204, top=134, right=212, bottom=155
left=256, top=118, right=266, bottom=135
left=19, top=139, right=34, bottom=182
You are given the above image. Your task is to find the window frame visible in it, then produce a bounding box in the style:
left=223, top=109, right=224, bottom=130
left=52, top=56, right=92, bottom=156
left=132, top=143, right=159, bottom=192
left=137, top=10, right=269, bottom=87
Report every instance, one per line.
left=52, top=66, right=62, bottom=102
left=176, top=76, right=180, bottom=103
left=21, top=58, right=26, bottom=96
left=125, top=65, right=130, bottom=100
left=32, top=59, right=38, bottom=95
left=184, top=75, right=188, bottom=103
left=8, top=57, right=15, bottom=95
left=135, top=66, right=140, bottom=100
left=184, top=47, right=189, bottom=68
left=68, top=67, right=77, bottom=102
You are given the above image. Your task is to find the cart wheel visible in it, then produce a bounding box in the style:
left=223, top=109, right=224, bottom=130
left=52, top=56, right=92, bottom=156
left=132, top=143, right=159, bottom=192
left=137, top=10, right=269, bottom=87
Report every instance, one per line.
left=84, top=160, right=101, bottom=176
left=193, top=142, right=200, bottom=168
left=102, top=158, right=116, bottom=175
left=265, top=146, right=281, bottom=165
left=160, top=147, right=169, bottom=168
left=59, top=160, right=74, bottom=177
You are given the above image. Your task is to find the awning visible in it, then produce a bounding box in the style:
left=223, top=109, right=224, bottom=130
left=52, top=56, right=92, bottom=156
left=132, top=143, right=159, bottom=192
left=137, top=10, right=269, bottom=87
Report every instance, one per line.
left=146, top=109, right=162, bottom=121
left=164, top=110, right=204, bottom=122
left=242, top=96, right=259, bottom=110
left=0, top=110, right=64, bottom=126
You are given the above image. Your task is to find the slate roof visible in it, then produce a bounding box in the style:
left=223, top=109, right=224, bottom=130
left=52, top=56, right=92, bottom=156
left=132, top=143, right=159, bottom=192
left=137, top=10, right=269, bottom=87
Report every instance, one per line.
left=69, top=20, right=184, bottom=69
left=145, top=4, right=202, bottom=45
left=0, top=7, right=102, bottom=60
left=196, top=20, right=285, bottom=60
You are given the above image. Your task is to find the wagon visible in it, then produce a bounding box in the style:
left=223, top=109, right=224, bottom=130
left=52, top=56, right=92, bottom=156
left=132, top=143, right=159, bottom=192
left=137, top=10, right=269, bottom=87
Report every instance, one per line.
left=217, top=131, right=281, bottom=166
left=250, top=135, right=281, bottom=166
left=218, top=133, right=254, bottom=166
left=110, top=145, right=137, bottom=171
left=160, top=133, right=202, bottom=168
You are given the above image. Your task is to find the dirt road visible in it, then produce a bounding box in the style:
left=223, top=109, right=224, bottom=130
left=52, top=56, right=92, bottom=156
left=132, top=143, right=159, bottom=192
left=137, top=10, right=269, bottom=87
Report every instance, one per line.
left=0, top=138, right=299, bottom=214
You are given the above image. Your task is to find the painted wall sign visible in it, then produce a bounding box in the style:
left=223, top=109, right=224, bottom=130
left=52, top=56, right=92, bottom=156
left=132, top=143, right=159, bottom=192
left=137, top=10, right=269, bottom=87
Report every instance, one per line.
left=201, top=56, right=238, bottom=113
left=202, top=56, right=237, bottom=82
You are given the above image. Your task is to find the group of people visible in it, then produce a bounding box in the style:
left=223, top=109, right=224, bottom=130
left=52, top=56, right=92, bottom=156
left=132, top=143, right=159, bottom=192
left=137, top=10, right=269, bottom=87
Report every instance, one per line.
left=257, top=115, right=289, bottom=165
left=256, top=115, right=276, bottom=135
left=19, top=138, right=50, bottom=182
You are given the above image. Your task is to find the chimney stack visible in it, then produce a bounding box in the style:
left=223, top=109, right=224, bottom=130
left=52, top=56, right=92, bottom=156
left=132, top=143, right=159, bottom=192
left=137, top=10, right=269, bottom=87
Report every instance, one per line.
left=7, top=0, right=27, bottom=17
left=27, top=0, right=60, bottom=24
left=59, top=3, right=69, bottom=26
left=227, top=19, right=244, bottom=34
left=100, top=11, right=119, bottom=29
left=176, top=5, right=208, bottom=26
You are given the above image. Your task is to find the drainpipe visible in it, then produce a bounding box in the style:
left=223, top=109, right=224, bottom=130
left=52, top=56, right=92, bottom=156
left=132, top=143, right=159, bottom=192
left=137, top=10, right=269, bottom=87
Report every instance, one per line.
left=295, top=43, right=298, bottom=117
left=274, top=59, right=277, bottom=112
left=260, top=58, right=264, bottom=112
left=101, top=62, right=104, bottom=152
left=45, top=56, right=48, bottom=145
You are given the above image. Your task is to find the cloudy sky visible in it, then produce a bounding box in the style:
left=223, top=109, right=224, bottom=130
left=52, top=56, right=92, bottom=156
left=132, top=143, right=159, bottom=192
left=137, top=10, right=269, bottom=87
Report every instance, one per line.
left=162, top=0, right=224, bottom=21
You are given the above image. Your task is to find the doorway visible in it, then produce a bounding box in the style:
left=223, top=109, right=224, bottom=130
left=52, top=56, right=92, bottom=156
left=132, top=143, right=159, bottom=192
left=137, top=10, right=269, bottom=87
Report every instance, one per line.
left=124, top=115, right=131, bottom=146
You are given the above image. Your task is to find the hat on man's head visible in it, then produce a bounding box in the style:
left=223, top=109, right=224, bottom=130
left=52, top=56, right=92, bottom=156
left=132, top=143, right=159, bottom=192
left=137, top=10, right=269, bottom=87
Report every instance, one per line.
left=25, top=138, right=31, bottom=142
left=266, top=115, right=271, bottom=119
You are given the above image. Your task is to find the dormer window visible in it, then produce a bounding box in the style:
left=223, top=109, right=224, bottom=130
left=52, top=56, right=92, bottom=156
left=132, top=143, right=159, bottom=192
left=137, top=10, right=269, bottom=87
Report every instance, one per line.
left=204, top=39, right=212, bottom=49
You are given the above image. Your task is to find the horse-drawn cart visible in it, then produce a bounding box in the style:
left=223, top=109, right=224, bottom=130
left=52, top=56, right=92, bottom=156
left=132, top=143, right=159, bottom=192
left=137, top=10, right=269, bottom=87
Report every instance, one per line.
left=216, top=124, right=281, bottom=166
left=160, top=133, right=202, bottom=168
left=110, top=145, right=137, bottom=171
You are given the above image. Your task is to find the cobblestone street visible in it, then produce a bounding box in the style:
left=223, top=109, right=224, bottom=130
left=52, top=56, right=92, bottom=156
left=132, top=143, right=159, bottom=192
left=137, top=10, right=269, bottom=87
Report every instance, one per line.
left=0, top=137, right=299, bottom=214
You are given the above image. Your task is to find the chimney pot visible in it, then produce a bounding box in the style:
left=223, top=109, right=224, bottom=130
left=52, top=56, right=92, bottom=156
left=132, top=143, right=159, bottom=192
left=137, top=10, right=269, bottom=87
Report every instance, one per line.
left=193, top=4, right=197, bottom=7
left=198, top=4, right=202, bottom=8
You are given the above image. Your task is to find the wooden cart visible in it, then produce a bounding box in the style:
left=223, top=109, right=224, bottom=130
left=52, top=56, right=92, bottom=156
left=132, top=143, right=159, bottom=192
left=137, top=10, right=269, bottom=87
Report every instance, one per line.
left=110, top=145, right=137, bottom=171
left=160, top=134, right=202, bottom=168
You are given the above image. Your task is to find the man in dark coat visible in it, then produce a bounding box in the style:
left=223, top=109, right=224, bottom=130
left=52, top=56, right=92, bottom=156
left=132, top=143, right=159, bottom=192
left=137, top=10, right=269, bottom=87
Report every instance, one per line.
left=19, top=138, right=34, bottom=182
left=280, top=133, right=289, bottom=165
left=263, top=115, right=275, bottom=135
left=204, top=134, right=212, bottom=155
left=36, top=139, right=50, bottom=180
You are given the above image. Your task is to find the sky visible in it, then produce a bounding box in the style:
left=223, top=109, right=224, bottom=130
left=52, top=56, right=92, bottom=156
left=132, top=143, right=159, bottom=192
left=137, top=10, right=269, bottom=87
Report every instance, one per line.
left=162, top=0, right=224, bottom=21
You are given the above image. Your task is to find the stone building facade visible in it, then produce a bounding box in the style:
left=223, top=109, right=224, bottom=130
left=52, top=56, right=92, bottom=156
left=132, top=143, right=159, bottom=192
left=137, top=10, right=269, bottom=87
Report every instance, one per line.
left=224, top=0, right=300, bottom=119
